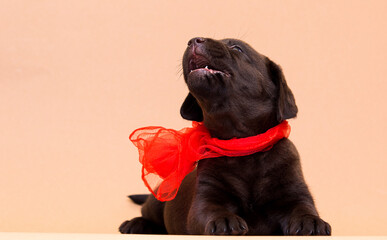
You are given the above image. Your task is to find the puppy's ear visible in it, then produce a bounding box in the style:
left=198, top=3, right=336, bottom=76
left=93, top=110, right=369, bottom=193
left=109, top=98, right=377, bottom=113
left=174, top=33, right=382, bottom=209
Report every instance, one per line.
left=267, top=59, right=298, bottom=122
left=180, top=93, right=203, bottom=122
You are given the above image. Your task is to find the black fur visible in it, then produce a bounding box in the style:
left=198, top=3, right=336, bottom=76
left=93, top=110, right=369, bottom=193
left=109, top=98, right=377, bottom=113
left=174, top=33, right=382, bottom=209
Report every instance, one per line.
left=119, top=37, right=331, bottom=235
left=128, top=194, right=149, bottom=205
left=180, top=93, right=203, bottom=122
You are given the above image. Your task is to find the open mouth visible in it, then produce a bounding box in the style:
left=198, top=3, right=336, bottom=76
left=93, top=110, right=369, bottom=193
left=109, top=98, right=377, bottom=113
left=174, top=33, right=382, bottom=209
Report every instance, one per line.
left=188, top=56, right=228, bottom=76
left=190, top=65, right=224, bottom=75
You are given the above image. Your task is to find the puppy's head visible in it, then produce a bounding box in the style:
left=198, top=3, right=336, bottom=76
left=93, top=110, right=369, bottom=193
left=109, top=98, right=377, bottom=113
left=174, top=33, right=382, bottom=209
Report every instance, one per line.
left=180, top=37, right=297, bottom=139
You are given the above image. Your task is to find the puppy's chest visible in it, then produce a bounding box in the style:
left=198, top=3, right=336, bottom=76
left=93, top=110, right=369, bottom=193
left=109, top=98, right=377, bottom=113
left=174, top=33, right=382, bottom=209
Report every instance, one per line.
left=198, top=152, right=281, bottom=203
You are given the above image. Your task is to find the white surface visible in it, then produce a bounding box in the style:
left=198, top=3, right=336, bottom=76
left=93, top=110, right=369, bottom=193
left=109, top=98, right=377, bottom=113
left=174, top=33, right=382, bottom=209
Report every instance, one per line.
left=1, top=233, right=387, bottom=240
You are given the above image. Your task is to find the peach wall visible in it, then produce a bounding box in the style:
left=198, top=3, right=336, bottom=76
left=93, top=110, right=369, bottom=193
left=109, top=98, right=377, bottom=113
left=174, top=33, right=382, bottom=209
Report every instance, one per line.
left=0, top=0, right=386, bottom=235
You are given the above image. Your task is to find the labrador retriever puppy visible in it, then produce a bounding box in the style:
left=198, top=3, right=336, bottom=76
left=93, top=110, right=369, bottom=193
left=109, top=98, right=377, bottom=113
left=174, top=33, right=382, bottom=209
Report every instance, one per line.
left=119, top=37, right=331, bottom=235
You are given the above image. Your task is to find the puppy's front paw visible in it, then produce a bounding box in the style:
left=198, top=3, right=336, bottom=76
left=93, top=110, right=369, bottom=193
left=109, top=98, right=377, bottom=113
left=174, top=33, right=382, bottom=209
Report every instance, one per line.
left=204, top=215, right=248, bottom=235
left=284, top=214, right=331, bottom=235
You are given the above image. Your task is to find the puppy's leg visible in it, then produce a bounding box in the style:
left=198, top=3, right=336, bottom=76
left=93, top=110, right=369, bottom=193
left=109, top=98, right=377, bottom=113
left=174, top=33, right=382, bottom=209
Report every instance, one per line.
left=187, top=195, right=248, bottom=235
left=119, top=194, right=167, bottom=234
left=279, top=202, right=331, bottom=236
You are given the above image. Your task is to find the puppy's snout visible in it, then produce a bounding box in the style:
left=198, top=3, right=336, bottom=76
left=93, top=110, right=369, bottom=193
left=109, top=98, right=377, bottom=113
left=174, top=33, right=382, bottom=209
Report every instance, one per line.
left=188, top=37, right=206, bottom=47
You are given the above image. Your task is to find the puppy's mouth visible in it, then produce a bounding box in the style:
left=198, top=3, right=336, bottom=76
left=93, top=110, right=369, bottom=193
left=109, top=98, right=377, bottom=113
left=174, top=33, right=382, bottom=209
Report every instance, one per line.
left=188, top=56, right=229, bottom=77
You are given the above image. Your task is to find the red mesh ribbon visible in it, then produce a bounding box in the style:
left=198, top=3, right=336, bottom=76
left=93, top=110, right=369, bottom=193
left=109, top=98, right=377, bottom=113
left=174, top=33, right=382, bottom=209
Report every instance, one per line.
left=129, top=121, right=290, bottom=202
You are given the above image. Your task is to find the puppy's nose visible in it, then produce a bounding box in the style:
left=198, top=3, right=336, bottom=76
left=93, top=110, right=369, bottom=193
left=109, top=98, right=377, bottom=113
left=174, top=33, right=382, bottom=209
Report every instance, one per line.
left=188, top=37, right=206, bottom=46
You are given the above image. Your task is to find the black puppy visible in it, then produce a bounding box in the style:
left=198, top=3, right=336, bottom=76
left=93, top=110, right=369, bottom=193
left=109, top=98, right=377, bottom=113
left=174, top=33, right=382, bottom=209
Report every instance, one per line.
left=120, top=37, right=331, bottom=235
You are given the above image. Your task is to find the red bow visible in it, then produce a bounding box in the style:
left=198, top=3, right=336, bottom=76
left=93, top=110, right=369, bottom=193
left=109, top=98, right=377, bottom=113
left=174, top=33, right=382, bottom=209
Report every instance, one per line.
left=130, top=121, right=290, bottom=202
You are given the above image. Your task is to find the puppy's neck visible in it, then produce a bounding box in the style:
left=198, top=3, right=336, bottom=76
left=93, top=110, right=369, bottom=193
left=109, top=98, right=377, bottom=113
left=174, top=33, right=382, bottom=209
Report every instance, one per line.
left=201, top=103, right=279, bottom=140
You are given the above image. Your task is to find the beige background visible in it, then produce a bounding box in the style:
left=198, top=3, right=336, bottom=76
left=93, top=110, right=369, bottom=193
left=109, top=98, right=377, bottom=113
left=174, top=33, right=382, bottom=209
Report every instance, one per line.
left=0, top=0, right=386, bottom=236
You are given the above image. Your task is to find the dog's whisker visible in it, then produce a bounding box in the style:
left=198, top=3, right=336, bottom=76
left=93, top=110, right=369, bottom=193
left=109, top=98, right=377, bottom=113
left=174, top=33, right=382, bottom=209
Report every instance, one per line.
left=240, top=30, right=249, bottom=41
left=176, top=66, right=183, bottom=75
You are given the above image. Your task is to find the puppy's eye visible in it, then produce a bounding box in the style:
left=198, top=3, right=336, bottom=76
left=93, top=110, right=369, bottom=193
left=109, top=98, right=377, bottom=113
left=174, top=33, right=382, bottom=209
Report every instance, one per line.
left=231, top=45, right=243, bottom=53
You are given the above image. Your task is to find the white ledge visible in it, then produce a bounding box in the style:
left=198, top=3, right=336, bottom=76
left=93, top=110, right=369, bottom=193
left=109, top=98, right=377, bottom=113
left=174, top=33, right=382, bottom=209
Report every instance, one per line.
left=1, top=233, right=387, bottom=240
